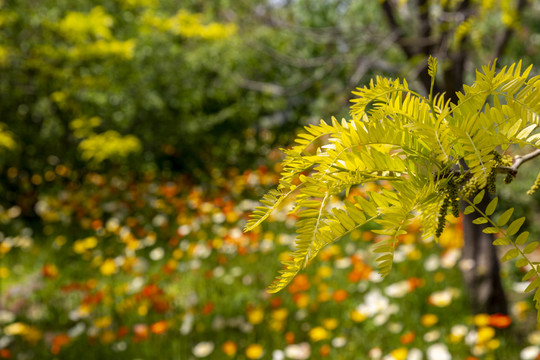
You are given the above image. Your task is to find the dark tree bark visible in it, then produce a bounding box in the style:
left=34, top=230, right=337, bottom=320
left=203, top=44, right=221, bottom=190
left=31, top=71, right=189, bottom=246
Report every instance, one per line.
left=461, top=194, right=508, bottom=314
left=378, top=0, right=528, bottom=315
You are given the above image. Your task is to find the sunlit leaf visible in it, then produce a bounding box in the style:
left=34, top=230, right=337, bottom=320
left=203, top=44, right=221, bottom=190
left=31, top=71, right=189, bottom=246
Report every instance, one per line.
left=497, top=208, right=514, bottom=227
left=507, top=217, right=526, bottom=236
left=473, top=190, right=485, bottom=205
left=501, top=248, right=519, bottom=262
left=516, top=231, right=530, bottom=245
left=485, top=197, right=498, bottom=216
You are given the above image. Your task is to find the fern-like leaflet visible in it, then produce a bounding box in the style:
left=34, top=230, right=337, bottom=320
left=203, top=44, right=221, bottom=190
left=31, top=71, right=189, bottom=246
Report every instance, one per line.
left=245, top=58, right=540, bottom=320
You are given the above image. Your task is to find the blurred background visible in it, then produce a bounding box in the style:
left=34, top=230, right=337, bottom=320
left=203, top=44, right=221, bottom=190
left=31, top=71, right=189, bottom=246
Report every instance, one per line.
left=2, top=0, right=540, bottom=359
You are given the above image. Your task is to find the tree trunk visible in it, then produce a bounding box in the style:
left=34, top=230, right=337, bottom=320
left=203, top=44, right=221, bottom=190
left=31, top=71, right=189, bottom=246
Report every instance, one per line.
left=461, top=194, right=508, bottom=314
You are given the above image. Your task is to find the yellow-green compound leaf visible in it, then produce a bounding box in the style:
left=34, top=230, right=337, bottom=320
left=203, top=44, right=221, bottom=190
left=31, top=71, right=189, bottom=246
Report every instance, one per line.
left=356, top=196, right=378, bottom=217
left=523, top=268, right=537, bottom=281
left=485, top=197, right=498, bottom=216
left=473, top=190, right=485, bottom=205
left=516, top=258, right=529, bottom=267
left=525, top=278, right=540, bottom=293
left=373, top=245, right=394, bottom=253
left=473, top=217, right=489, bottom=225
left=464, top=206, right=475, bottom=215
left=516, top=232, right=530, bottom=245
left=497, top=208, right=514, bottom=227
left=501, top=248, right=520, bottom=262
left=483, top=227, right=498, bottom=234
left=524, top=241, right=539, bottom=254
left=507, top=217, right=526, bottom=236
left=493, top=237, right=511, bottom=245
left=376, top=254, right=393, bottom=262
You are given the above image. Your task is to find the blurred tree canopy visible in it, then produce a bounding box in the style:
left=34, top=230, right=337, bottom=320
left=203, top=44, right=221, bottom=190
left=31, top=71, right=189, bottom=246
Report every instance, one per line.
left=1, top=0, right=539, bottom=202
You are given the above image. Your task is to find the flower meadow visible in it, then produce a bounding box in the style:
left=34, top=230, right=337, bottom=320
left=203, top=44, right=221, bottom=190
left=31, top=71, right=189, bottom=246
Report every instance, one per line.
left=1, top=159, right=540, bottom=360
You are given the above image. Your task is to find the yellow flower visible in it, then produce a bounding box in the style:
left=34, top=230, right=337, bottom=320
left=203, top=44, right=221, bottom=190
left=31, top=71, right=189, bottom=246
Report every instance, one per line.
left=247, top=307, right=264, bottom=325
left=309, top=326, right=329, bottom=342
left=0, top=267, right=9, bottom=278
left=390, top=347, right=409, bottom=360
left=407, top=249, right=422, bottom=260
left=473, top=313, right=490, bottom=327
left=100, top=258, right=116, bottom=276
left=317, top=266, right=333, bottom=278
left=23, top=326, right=42, bottom=344
left=477, top=326, right=495, bottom=344
left=487, top=338, right=500, bottom=350
left=272, top=308, right=288, bottom=322
left=73, top=240, right=87, bottom=254
left=4, top=322, right=26, bottom=335
left=245, top=344, right=264, bottom=359
left=350, top=310, right=367, bottom=323
left=420, top=314, right=438, bottom=327
left=322, top=318, right=338, bottom=330
left=0, top=241, right=11, bottom=254
left=101, top=330, right=115, bottom=344
left=94, top=316, right=112, bottom=329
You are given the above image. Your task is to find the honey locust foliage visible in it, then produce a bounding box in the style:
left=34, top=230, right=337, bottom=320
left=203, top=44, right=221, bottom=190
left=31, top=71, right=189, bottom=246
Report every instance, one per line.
left=245, top=57, right=540, bottom=321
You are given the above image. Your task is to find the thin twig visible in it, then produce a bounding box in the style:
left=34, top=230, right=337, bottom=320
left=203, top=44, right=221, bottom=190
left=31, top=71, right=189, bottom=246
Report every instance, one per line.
left=497, top=149, right=540, bottom=177
left=433, top=148, right=540, bottom=180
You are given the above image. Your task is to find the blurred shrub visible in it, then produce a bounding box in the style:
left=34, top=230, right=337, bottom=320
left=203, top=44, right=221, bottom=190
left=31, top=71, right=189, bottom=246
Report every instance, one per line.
left=0, top=0, right=284, bottom=180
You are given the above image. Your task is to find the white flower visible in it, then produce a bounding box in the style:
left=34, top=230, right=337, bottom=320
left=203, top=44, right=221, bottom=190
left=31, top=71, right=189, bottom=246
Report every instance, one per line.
left=335, top=257, right=352, bottom=269
left=272, top=350, right=285, bottom=360
left=193, top=341, right=214, bottom=358
left=441, top=248, right=461, bottom=268
left=385, top=280, right=411, bottom=298
left=149, top=247, right=164, bottom=261
left=407, top=348, right=423, bottom=360
left=332, top=336, right=347, bottom=348
left=521, top=346, right=540, bottom=360
left=387, top=322, right=403, bottom=334
left=423, top=330, right=440, bottom=342
left=465, top=329, right=477, bottom=346
left=428, top=288, right=458, bottom=307
left=424, top=254, right=440, bottom=271
left=180, top=313, right=194, bottom=335
left=356, top=289, right=389, bottom=317
left=284, top=343, right=311, bottom=359
left=152, top=214, right=168, bottom=227
left=426, top=343, right=451, bottom=360
left=369, top=347, right=382, bottom=360
left=0, top=310, right=15, bottom=324
left=451, top=324, right=469, bottom=339
left=369, top=271, right=384, bottom=283
left=67, top=322, right=86, bottom=338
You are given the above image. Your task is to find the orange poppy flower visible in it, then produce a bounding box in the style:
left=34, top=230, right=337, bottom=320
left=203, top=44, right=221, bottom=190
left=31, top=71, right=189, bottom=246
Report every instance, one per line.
left=222, top=341, right=237, bottom=357
left=489, top=313, right=512, bottom=329
left=0, top=348, right=12, bottom=359
left=332, top=289, right=348, bottom=303
left=320, top=344, right=331, bottom=357
left=400, top=331, right=416, bottom=344
left=150, top=320, right=167, bottom=335
left=42, top=264, right=59, bottom=279
left=285, top=331, right=296, bottom=344
left=51, top=334, right=70, bottom=355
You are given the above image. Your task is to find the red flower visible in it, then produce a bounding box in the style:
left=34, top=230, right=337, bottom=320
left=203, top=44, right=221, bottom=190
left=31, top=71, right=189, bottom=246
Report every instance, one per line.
left=201, top=301, right=215, bottom=315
